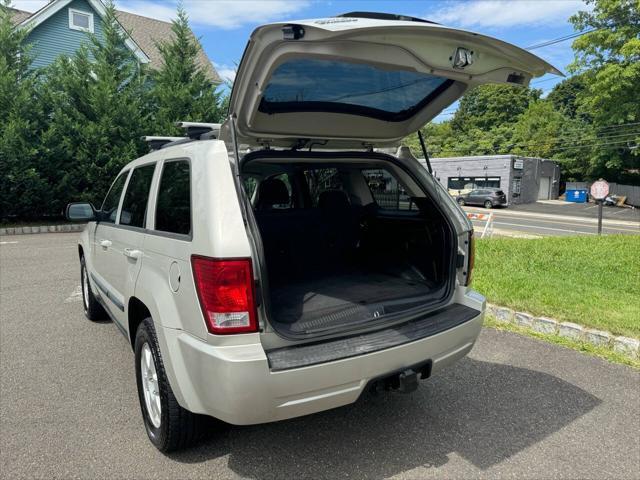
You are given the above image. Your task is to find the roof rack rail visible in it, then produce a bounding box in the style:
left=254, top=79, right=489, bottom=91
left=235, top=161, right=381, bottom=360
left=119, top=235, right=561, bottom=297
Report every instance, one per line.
left=176, top=122, right=222, bottom=140
left=142, top=136, right=185, bottom=151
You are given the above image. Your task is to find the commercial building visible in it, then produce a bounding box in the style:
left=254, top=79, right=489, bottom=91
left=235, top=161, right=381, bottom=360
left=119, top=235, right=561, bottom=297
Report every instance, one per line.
left=420, top=155, right=561, bottom=204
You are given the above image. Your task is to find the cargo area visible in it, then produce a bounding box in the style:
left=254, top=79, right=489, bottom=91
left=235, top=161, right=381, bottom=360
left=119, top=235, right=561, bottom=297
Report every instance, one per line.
left=243, top=155, right=455, bottom=338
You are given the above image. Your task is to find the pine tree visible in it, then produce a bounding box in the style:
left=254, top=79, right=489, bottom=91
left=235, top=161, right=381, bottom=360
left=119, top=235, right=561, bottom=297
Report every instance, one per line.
left=0, top=0, right=49, bottom=220
left=150, top=5, right=223, bottom=136
left=39, top=0, right=150, bottom=211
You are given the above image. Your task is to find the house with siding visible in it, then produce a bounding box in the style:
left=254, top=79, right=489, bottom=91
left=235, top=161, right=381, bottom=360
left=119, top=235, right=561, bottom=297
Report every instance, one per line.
left=8, top=0, right=220, bottom=82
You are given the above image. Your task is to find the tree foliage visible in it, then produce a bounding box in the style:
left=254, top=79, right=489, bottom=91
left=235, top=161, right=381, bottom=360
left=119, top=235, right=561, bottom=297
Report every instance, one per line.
left=452, top=84, right=540, bottom=132
left=405, top=0, right=639, bottom=185
left=38, top=1, right=149, bottom=211
left=0, top=0, right=49, bottom=219
left=0, top=1, right=225, bottom=220
left=569, top=0, right=640, bottom=180
left=149, top=5, right=223, bottom=136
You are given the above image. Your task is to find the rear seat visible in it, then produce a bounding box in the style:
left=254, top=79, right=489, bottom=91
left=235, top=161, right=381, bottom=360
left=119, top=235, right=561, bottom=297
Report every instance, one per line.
left=254, top=182, right=360, bottom=281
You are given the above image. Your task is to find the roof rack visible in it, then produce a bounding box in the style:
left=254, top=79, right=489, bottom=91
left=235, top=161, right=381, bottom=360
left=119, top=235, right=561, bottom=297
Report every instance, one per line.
left=176, top=122, right=222, bottom=140
left=142, top=136, right=185, bottom=151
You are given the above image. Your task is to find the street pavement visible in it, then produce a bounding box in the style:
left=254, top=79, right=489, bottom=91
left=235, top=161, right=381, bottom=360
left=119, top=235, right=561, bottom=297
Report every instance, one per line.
left=465, top=201, right=639, bottom=237
left=1, top=233, right=639, bottom=479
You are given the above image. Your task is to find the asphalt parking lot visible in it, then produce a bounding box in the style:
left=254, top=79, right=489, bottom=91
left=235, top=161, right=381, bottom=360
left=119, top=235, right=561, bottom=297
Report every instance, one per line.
left=1, top=233, right=639, bottom=479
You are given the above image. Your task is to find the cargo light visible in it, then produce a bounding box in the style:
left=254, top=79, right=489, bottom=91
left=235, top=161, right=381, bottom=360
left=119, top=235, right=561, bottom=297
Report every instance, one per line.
left=191, top=256, right=258, bottom=334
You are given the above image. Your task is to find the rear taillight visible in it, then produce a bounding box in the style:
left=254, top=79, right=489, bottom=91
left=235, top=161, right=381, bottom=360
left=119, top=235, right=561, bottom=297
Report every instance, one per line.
left=191, top=256, right=258, bottom=334
left=465, top=231, right=475, bottom=286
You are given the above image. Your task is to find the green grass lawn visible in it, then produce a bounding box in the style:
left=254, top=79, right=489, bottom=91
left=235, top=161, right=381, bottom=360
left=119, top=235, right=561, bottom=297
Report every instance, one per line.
left=474, top=235, right=640, bottom=338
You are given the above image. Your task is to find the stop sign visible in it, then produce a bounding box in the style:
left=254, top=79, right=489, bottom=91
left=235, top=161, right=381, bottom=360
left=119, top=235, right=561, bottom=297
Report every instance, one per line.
left=590, top=180, right=609, bottom=200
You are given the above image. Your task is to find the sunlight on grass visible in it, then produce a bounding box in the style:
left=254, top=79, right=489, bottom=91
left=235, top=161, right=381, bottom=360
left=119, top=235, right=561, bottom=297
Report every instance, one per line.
left=474, top=235, right=640, bottom=338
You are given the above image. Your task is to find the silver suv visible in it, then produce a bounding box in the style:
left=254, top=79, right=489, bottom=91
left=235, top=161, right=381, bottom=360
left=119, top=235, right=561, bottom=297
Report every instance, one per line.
left=66, top=13, right=558, bottom=452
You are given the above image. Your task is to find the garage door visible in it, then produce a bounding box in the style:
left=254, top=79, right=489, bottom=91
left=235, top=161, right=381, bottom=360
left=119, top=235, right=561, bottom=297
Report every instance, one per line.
left=538, top=176, right=551, bottom=200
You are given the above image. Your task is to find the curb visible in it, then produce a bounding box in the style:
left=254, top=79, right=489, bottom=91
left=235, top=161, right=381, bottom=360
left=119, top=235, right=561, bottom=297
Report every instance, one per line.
left=0, top=224, right=86, bottom=236
left=487, top=304, right=640, bottom=360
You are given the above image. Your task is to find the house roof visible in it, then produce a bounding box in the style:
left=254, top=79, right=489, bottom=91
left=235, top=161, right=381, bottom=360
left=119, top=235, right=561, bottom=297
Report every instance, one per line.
left=115, top=10, right=220, bottom=83
left=7, top=3, right=220, bottom=83
left=7, top=7, right=31, bottom=24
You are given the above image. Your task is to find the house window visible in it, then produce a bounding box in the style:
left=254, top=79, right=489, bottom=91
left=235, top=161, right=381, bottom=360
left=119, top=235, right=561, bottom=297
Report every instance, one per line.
left=69, top=9, right=94, bottom=33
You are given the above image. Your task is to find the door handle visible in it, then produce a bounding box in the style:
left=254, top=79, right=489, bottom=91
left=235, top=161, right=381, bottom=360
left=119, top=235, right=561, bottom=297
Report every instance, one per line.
left=123, top=248, right=142, bottom=260
left=99, top=239, right=112, bottom=248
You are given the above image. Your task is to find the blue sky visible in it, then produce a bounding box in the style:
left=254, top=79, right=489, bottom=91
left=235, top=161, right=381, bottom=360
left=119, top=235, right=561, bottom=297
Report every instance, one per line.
left=14, top=0, right=590, bottom=120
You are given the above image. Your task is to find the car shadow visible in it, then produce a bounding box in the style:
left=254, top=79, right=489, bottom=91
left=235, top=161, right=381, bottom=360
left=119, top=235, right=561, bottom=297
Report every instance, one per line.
left=168, top=358, right=601, bottom=478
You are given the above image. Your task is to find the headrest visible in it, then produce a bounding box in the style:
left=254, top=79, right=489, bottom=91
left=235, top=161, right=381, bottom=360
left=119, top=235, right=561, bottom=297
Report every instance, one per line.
left=319, top=190, right=350, bottom=211
left=257, top=177, right=289, bottom=209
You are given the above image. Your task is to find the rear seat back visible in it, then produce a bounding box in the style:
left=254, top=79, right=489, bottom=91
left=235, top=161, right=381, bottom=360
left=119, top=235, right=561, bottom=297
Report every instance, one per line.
left=255, top=188, right=360, bottom=282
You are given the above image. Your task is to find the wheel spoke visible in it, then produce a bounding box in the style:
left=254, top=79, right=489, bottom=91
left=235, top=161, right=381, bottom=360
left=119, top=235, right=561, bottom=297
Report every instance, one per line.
left=140, top=342, right=161, bottom=428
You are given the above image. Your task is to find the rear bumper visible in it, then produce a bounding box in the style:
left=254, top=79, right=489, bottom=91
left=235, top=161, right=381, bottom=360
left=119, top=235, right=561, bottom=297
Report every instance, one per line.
left=157, top=290, right=485, bottom=425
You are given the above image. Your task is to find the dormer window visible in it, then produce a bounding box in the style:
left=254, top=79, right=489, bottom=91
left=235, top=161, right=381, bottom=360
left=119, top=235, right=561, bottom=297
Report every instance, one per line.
left=69, top=9, right=94, bottom=33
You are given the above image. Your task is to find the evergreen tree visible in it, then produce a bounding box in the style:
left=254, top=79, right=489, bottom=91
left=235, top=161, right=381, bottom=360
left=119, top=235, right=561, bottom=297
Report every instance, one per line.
left=0, top=0, right=48, bottom=220
left=39, top=0, right=149, bottom=211
left=150, top=5, right=223, bottom=136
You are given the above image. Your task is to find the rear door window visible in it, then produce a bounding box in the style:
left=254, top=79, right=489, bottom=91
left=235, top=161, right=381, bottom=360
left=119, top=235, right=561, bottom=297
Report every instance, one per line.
left=362, top=169, right=416, bottom=211
left=120, top=164, right=156, bottom=228
left=155, top=160, right=191, bottom=236
left=100, top=172, right=129, bottom=224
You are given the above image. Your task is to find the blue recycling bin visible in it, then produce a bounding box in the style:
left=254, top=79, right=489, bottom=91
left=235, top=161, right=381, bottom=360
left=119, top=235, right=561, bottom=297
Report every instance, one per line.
left=566, top=189, right=588, bottom=203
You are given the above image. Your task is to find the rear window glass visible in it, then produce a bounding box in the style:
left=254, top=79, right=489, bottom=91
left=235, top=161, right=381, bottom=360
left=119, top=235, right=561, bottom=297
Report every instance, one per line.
left=260, top=58, right=453, bottom=122
left=120, top=164, right=155, bottom=228
left=362, top=169, right=416, bottom=211
left=304, top=168, right=344, bottom=207
left=155, top=160, right=191, bottom=236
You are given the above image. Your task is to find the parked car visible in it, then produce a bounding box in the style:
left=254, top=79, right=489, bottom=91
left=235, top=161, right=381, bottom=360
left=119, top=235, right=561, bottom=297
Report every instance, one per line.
left=457, top=189, right=508, bottom=208
left=66, top=12, right=558, bottom=452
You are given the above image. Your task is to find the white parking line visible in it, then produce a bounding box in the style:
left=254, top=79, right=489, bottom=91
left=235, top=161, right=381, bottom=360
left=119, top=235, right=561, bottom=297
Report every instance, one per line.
left=0, top=241, right=19, bottom=245
left=64, top=285, right=83, bottom=303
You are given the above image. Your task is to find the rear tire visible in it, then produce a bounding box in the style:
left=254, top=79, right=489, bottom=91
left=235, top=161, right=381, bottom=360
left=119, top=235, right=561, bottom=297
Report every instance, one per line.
left=484, top=200, right=493, bottom=209
left=135, top=318, right=204, bottom=452
left=457, top=197, right=465, bottom=206
left=80, top=257, right=108, bottom=321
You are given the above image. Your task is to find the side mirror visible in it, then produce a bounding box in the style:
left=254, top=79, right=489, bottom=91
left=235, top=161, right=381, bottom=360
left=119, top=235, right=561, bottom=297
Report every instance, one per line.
left=66, top=202, right=97, bottom=222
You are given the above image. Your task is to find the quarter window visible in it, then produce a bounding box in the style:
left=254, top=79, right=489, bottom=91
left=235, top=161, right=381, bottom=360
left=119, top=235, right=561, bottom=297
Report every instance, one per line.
left=155, top=161, right=191, bottom=235
left=100, top=172, right=128, bottom=224
left=120, top=164, right=156, bottom=228
left=69, top=9, right=94, bottom=33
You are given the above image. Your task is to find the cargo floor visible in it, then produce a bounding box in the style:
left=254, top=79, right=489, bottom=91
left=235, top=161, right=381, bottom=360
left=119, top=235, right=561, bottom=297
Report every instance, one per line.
left=268, top=269, right=437, bottom=336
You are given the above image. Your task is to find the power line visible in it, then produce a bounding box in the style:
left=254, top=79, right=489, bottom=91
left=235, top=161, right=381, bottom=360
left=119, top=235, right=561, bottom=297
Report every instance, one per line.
left=531, top=77, right=559, bottom=85
left=505, top=131, right=640, bottom=150
left=428, top=137, right=638, bottom=155
left=525, top=29, right=598, bottom=50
